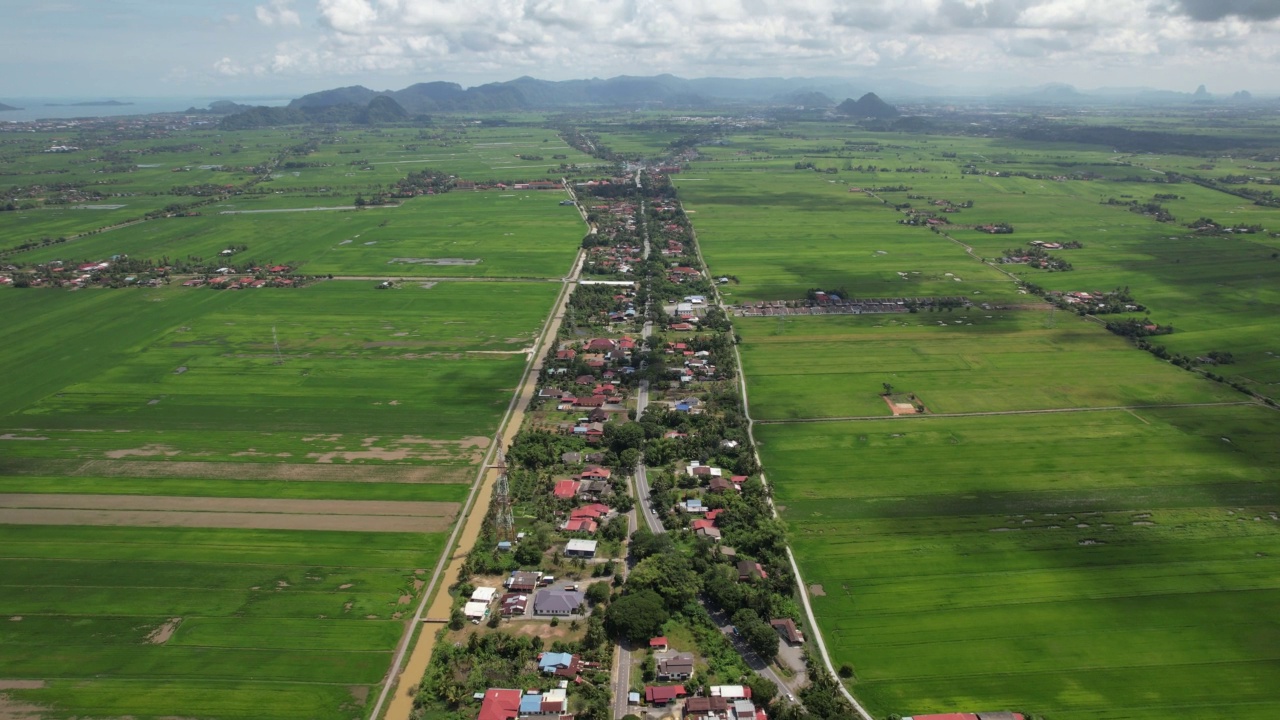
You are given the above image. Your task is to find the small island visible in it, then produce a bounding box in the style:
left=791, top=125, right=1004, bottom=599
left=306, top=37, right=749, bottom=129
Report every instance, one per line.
left=0, top=102, right=21, bottom=112
left=44, top=100, right=134, bottom=107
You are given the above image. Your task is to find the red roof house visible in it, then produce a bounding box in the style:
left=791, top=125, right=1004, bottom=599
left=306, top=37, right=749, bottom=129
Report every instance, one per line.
left=554, top=480, right=580, bottom=500
left=644, top=685, right=686, bottom=706
left=477, top=689, right=521, bottom=720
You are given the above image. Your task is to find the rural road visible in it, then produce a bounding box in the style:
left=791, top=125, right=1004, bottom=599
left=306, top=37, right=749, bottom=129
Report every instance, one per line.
left=612, top=469, right=642, bottom=719
left=753, top=400, right=1261, bottom=425
left=372, top=190, right=589, bottom=720
left=681, top=200, right=875, bottom=720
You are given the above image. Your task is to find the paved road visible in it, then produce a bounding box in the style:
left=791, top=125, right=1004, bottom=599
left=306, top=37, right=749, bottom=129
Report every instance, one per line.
left=612, top=474, right=642, bottom=719
left=683, top=205, right=874, bottom=720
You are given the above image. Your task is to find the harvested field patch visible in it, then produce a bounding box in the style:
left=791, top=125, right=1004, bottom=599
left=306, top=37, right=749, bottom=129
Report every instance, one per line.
left=0, top=694, right=44, bottom=720
left=105, top=444, right=181, bottom=459
left=388, top=258, right=481, bottom=265
left=146, top=617, right=182, bottom=645
left=0, top=494, right=459, bottom=533
left=0, top=681, right=44, bottom=690
left=809, top=584, right=826, bottom=596
left=65, top=460, right=472, bottom=484
left=0, top=493, right=459, bottom=518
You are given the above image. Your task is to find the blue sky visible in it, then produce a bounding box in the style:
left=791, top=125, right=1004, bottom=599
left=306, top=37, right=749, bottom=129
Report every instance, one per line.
left=3, top=0, right=1279, bottom=98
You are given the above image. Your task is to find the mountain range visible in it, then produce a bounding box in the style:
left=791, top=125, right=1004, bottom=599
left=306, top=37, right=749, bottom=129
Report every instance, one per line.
left=283, top=75, right=907, bottom=113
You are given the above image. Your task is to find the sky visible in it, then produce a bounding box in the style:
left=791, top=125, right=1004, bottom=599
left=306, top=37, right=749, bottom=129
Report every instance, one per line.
left=2, top=0, right=1279, bottom=99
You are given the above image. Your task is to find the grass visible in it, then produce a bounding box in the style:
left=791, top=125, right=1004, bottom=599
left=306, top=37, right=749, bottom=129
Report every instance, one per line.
left=758, top=405, right=1280, bottom=720
left=676, top=168, right=1023, bottom=303
left=0, top=123, right=589, bottom=719
left=738, top=311, right=1242, bottom=419
left=9, top=191, right=584, bottom=279
left=0, top=524, right=444, bottom=719
left=0, top=281, right=555, bottom=444
left=678, top=120, right=1280, bottom=719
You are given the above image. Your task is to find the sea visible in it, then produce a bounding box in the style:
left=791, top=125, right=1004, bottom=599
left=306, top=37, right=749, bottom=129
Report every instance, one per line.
left=0, top=97, right=291, bottom=123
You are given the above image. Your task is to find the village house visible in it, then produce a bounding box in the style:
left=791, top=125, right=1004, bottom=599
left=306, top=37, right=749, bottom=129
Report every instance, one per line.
left=464, top=601, right=490, bottom=623
left=657, top=652, right=695, bottom=680
left=736, top=561, right=767, bottom=582
left=708, top=477, right=735, bottom=494
left=533, top=588, right=585, bottom=616
left=553, top=480, right=580, bottom=500
left=537, top=651, right=580, bottom=678
left=564, top=538, right=598, bottom=558
left=500, top=593, right=529, bottom=616
left=478, top=688, right=522, bottom=720
left=682, top=498, right=706, bottom=513
left=518, top=687, right=567, bottom=715
left=683, top=695, right=766, bottom=720
left=645, top=685, right=687, bottom=707
left=649, top=636, right=669, bottom=652
left=506, top=570, right=543, bottom=592
left=770, top=618, right=805, bottom=645
left=471, top=587, right=499, bottom=603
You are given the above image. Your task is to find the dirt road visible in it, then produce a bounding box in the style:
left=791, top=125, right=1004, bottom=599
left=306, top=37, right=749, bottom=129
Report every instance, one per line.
left=372, top=243, right=586, bottom=720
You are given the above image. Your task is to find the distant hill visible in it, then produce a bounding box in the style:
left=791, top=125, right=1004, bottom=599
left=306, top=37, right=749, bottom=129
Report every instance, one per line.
left=835, top=92, right=899, bottom=119
left=219, top=96, right=413, bottom=130
left=0, top=102, right=20, bottom=112
left=780, top=91, right=835, bottom=108
left=276, top=75, right=907, bottom=115
left=184, top=100, right=256, bottom=115
left=359, top=95, right=408, bottom=123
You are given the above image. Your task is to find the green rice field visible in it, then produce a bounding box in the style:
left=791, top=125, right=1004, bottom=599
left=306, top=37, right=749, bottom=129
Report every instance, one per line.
left=0, top=122, right=587, bottom=719
left=758, top=405, right=1280, bottom=720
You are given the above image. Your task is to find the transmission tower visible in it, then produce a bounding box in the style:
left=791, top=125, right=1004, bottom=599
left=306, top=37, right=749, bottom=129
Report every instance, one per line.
left=272, top=325, right=284, bottom=365
left=492, top=450, right=515, bottom=542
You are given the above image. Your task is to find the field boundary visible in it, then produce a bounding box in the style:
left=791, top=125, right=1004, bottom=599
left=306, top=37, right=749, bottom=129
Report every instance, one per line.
left=367, top=185, right=588, bottom=720
left=754, top=400, right=1260, bottom=424
left=683, top=205, right=876, bottom=720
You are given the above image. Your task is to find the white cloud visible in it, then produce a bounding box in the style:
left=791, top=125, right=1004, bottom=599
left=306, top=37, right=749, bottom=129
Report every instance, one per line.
left=256, top=0, right=301, bottom=27
left=205, top=0, right=1280, bottom=91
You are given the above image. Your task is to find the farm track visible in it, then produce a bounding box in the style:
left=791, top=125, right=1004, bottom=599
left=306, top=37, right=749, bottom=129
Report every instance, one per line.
left=327, top=275, right=563, bottom=282
left=752, top=401, right=1260, bottom=425
left=372, top=186, right=589, bottom=720
left=0, top=507, right=454, bottom=533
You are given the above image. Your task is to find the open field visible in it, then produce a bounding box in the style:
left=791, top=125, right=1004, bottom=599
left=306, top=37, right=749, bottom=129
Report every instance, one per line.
left=757, top=405, right=1280, bottom=720
left=738, top=311, right=1243, bottom=419
left=0, top=523, right=443, bottom=719
left=0, top=281, right=555, bottom=443
left=0, top=121, right=592, bottom=719
left=676, top=122, right=1280, bottom=396
left=669, top=119, right=1280, bottom=718
left=676, top=168, right=1024, bottom=303
left=7, top=191, right=584, bottom=278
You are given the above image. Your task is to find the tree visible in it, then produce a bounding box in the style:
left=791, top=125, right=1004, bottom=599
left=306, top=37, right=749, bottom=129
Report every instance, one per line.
left=744, top=673, right=777, bottom=705
left=732, top=608, right=779, bottom=662
left=605, top=589, right=669, bottom=643
left=629, top=528, right=674, bottom=560
left=585, top=581, right=611, bottom=605
left=628, top=554, right=700, bottom=610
